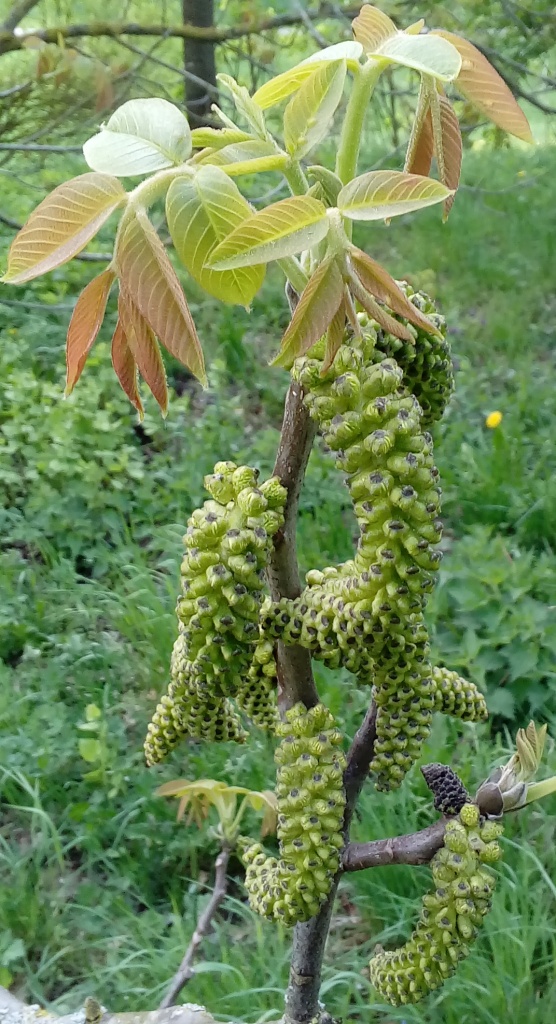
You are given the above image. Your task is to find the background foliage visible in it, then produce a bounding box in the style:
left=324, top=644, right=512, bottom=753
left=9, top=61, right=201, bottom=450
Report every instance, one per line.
left=1, top=2, right=556, bottom=1023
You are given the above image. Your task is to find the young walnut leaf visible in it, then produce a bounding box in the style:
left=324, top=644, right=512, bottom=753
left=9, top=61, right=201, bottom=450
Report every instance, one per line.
left=111, top=318, right=143, bottom=418
left=284, top=60, right=347, bottom=160
left=352, top=4, right=397, bottom=51
left=348, top=271, right=414, bottom=342
left=368, top=33, right=462, bottom=83
left=207, top=195, right=330, bottom=271
left=404, top=82, right=434, bottom=177
left=118, top=289, right=168, bottom=415
left=253, top=41, right=362, bottom=110
left=272, top=258, right=344, bottom=368
left=2, top=173, right=125, bottom=284
left=349, top=248, right=442, bottom=337
left=166, top=166, right=265, bottom=306
left=66, top=268, right=115, bottom=394
left=338, top=170, right=453, bottom=221
left=432, top=31, right=533, bottom=143
left=435, top=92, right=463, bottom=219
left=322, top=299, right=347, bottom=374
left=117, top=208, right=206, bottom=385
left=190, top=126, right=253, bottom=149
left=217, top=74, right=267, bottom=139
left=196, top=140, right=288, bottom=177
left=83, top=98, right=192, bottom=176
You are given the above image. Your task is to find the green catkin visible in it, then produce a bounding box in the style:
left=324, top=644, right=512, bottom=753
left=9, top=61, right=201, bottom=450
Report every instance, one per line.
left=178, top=463, right=286, bottom=699
left=235, top=638, right=278, bottom=732
left=290, top=322, right=443, bottom=789
left=240, top=703, right=346, bottom=926
left=144, top=631, right=246, bottom=766
left=375, top=283, right=454, bottom=428
left=144, top=463, right=286, bottom=763
left=369, top=803, right=504, bottom=1006
left=431, top=667, right=488, bottom=723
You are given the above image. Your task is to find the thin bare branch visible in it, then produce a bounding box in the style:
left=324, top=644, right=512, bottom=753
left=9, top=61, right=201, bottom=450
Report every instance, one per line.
left=159, top=847, right=230, bottom=1009
left=1, top=0, right=41, bottom=32
left=0, top=6, right=362, bottom=55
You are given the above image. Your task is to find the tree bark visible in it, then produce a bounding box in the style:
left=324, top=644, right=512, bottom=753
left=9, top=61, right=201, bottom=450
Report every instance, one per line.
left=182, top=0, right=217, bottom=125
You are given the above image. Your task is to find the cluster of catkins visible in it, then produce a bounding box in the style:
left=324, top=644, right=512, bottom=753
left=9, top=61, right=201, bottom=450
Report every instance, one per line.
left=240, top=702, right=346, bottom=925
left=262, top=287, right=485, bottom=790
left=144, top=462, right=286, bottom=766
left=370, top=801, right=503, bottom=1006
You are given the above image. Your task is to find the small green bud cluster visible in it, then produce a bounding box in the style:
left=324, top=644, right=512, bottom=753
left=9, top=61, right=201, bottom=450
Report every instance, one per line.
left=240, top=703, right=346, bottom=926
left=144, top=631, right=246, bottom=766
left=432, top=667, right=488, bottom=723
left=144, top=463, right=286, bottom=763
left=177, top=462, right=286, bottom=696
left=291, top=324, right=443, bottom=788
left=372, top=283, right=454, bottom=429
left=235, top=638, right=278, bottom=732
left=369, top=803, right=503, bottom=1006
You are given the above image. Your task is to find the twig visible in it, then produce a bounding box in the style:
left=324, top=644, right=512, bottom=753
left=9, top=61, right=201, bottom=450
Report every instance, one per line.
left=158, top=846, right=230, bottom=1009
left=1, top=0, right=41, bottom=32
left=0, top=6, right=363, bottom=55
left=342, top=819, right=446, bottom=871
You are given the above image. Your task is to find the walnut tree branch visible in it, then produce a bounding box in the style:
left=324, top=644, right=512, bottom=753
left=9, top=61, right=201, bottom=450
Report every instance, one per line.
left=342, top=819, right=446, bottom=872
left=159, top=846, right=230, bottom=1009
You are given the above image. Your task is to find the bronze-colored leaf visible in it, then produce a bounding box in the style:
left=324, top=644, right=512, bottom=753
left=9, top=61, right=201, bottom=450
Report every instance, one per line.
left=322, top=299, right=347, bottom=374
left=272, top=258, right=344, bottom=368
left=438, top=93, right=462, bottom=218
left=405, top=85, right=434, bottom=177
left=118, top=289, right=169, bottom=415
left=3, top=173, right=126, bottom=284
left=352, top=4, right=397, bottom=52
left=111, top=318, right=143, bottom=418
left=432, top=30, right=533, bottom=143
left=348, top=271, right=414, bottom=342
left=116, top=208, right=206, bottom=386
left=65, top=268, right=115, bottom=394
left=349, top=248, right=441, bottom=337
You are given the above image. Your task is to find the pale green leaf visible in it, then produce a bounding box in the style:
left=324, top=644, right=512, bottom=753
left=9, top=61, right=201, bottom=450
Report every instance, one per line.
left=85, top=703, right=102, bottom=721
left=79, top=738, right=102, bottom=763
left=217, top=73, right=267, bottom=138
left=190, top=126, right=253, bottom=149
left=166, top=166, right=265, bottom=306
left=3, top=174, right=125, bottom=284
left=284, top=60, right=347, bottom=159
left=207, top=195, right=329, bottom=270
left=370, top=32, right=462, bottom=82
left=253, top=41, right=361, bottom=110
left=301, top=40, right=363, bottom=66
left=83, top=97, right=191, bottom=176
left=338, top=169, right=453, bottom=220
left=197, top=140, right=288, bottom=177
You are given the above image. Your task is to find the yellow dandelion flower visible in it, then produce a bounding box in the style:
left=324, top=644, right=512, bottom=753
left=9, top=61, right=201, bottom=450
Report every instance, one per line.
left=485, top=411, right=503, bottom=429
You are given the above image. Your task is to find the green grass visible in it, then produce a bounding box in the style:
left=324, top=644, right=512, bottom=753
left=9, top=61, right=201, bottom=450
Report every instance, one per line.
left=1, top=141, right=556, bottom=1022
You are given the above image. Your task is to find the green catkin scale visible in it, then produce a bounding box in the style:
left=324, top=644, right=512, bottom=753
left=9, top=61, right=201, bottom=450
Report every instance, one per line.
left=144, top=463, right=286, bottom=764
left=144, top=631, right=246, bottom=766
left=240, top=703, right=346, bottom=926
left=289, top=317, right=444, bottom=789
left=235, top=638, right=278, bottom=732
left=431, top=667, right=488, bottom=723
left=369, top=803, right=503, bottom=1006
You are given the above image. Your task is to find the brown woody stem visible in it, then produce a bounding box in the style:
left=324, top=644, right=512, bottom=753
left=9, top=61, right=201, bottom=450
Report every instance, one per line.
left=343, top=820, right=447, bottom=872
left=159, top=847, right=230, bottom=1008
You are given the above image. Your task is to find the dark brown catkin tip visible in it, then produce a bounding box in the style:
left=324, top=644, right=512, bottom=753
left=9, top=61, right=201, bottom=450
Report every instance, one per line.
left=421, top=763, right=471, bottom=816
